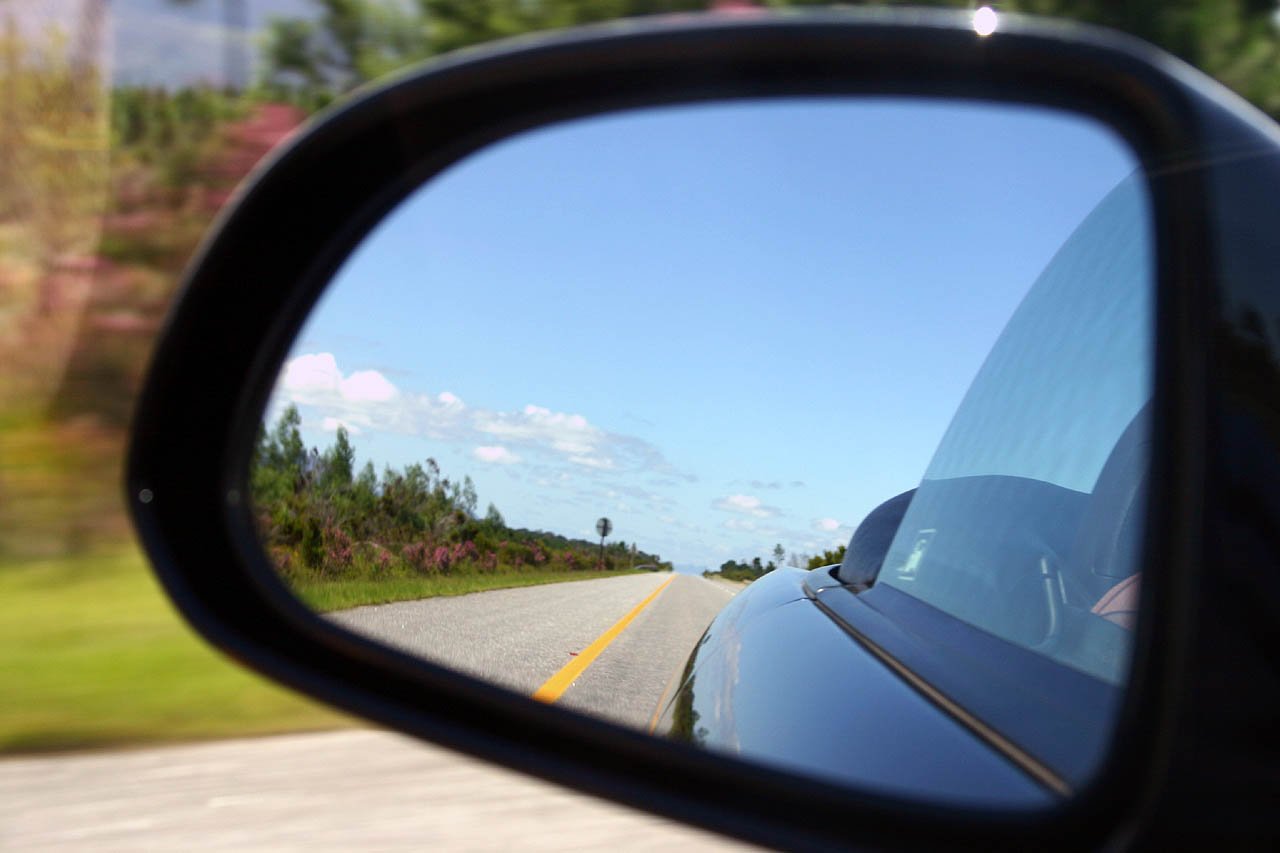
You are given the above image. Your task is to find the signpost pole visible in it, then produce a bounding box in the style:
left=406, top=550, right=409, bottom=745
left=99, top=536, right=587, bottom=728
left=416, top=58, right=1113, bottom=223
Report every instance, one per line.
left=595, top=517, right=612, bottom=569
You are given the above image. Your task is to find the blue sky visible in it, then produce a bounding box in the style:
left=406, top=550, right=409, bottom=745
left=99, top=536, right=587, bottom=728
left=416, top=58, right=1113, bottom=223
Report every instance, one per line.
left=271, top=97, right=1143, bottom=571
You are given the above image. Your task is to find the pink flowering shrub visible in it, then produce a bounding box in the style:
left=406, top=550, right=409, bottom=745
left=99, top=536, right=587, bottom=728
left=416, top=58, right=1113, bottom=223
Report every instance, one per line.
left=404, top=540, right=481, bottom=574
left=323, top=525, right=353, bottom=569
left=402, top=541, right=434, bottom=573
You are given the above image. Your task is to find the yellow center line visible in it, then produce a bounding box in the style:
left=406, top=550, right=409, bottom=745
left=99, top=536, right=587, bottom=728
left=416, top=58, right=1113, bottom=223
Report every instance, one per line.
left=532, top=575, right=675, bottom=704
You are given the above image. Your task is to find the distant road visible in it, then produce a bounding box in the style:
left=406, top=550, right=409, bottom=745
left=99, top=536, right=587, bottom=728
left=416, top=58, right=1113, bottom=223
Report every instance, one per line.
left=329, top=573, right=736, bottom=730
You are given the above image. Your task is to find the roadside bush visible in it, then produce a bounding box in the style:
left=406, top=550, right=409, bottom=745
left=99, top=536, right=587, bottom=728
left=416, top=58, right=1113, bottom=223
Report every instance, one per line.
left=401, top=541, right=434, bottom=574
left=323, top=525, right=353, bottom=569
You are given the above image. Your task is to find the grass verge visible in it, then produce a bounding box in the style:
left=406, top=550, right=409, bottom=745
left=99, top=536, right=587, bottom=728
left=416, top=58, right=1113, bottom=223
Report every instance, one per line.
left=293, top=568, right=647, bottom=613
left=0, top=548, right=351, bottom=755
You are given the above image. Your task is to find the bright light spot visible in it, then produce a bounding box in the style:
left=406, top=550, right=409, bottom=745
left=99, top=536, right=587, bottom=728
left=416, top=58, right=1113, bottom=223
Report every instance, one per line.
left=973, top=6, right=997, bottom=37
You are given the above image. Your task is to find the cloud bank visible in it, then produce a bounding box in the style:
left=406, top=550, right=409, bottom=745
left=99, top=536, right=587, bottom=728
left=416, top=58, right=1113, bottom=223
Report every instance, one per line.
left=275, top=352, right=685, bottom=479
left=713, top=494, right=782, bottom=519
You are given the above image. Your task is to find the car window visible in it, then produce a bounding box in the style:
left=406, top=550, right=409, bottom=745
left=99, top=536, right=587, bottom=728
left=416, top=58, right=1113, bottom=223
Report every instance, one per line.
left=877, top=173, right=1153, bottom=684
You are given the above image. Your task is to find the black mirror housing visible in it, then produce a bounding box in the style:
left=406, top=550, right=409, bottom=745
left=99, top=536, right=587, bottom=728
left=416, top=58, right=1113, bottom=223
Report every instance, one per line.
left=125, top=9, right=1280, bottom=849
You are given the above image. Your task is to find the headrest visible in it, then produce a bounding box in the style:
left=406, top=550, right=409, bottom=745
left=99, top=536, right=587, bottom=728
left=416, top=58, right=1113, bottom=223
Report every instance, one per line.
left=837, top=489, right=915, bottom=588
left=1070, top=403, right=1152, bottom=580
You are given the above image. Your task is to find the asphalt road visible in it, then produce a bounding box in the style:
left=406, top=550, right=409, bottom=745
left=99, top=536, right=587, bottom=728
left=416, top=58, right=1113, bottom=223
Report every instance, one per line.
left=0, top=729, right=756, bottom=851
left=328, top=572, right=737, bottom=730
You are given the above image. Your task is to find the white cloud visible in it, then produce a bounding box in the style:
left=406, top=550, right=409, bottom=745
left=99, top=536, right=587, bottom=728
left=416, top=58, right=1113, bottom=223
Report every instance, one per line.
left=281, top=352, right=398, bottom=404
left=473, top=445, right=520, bottom=464
left=568, top=455, right=615, bottom=470
left=713, top=494, right=781, bottom=518
left=814, top=517, right=842, bottom=532
left=476, top=405, right=599, bottom=457
left=272, top=353, right=686, bottom=479
left=340, top=370, right=398, bottom=402
left=282, top=352, right=342, bottom=394
left=321, top=416, right=362, bottom=435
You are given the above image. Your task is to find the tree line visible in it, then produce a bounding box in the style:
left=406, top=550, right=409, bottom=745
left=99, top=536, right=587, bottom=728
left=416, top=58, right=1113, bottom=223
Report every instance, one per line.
left=251, top=405, right=670, bottom=581
left=704, top=542, right=848, bottom=582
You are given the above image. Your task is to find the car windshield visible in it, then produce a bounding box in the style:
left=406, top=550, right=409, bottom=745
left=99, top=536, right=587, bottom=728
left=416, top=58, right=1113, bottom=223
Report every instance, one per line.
left=877, top=173, right=1154, bottom=684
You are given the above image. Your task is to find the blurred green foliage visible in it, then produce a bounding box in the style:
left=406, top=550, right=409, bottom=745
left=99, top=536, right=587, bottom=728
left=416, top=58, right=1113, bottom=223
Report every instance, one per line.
left=0, top=548, right=348, bottom=752
left=111, top=86, right=247, bottom=188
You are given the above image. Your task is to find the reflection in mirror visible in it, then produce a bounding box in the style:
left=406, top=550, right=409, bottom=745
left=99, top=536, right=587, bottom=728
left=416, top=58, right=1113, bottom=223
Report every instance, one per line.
left=250, top=98, right=1152, bottom=807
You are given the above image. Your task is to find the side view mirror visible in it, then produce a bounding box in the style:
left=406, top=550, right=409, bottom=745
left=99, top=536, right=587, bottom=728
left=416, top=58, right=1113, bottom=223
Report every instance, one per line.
left=125, top=9, right=1280, bottom=849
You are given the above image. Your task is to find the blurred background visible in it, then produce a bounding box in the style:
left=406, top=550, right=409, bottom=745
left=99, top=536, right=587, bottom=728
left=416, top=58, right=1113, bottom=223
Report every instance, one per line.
left=3, top=0, right=1280, bottom=846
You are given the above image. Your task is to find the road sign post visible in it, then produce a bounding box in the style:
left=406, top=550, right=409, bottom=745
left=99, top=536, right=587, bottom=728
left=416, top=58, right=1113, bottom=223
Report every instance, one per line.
left=596, top=517, right=612, bottom=569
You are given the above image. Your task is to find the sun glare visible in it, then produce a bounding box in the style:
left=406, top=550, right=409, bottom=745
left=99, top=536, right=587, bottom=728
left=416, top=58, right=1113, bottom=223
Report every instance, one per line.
left=973, top=6, right=998, bottom=37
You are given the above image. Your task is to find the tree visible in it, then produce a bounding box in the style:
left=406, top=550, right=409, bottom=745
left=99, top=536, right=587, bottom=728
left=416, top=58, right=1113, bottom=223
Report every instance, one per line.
left=484, top=502, right=505, bottom=528
left=807, top=545, right=847, bottom=570
left=263, top=0, right=710, bottom=99
left=263, top=404, right=307, bottom=488
left=460, top=475, right=478, bottom=517
left=772, top=543, right=785, bottom=566
left=351, top=460, right=378, bottom=516
left=263, top=0, right=432, bottom=94
left=321, top=425, right=355, bottom=491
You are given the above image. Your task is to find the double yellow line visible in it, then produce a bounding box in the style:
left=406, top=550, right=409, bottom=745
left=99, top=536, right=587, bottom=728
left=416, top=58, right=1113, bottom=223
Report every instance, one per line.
left=532, top=575, right=675, bottom=703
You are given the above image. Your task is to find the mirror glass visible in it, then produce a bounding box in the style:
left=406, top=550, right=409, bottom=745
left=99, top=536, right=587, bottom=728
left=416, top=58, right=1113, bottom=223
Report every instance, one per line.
left=250, top=97, right=1152, bottom=807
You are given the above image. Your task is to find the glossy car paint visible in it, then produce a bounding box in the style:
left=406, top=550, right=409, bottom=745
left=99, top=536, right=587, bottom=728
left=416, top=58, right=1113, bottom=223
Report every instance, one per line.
left=660, top=569, right=1053, bottom=808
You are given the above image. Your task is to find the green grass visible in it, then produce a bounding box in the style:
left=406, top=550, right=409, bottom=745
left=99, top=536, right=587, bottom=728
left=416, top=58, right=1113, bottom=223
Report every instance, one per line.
left=0, top=548, right=351, bottom=754
left=294, top=568, right=646, bottom=613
